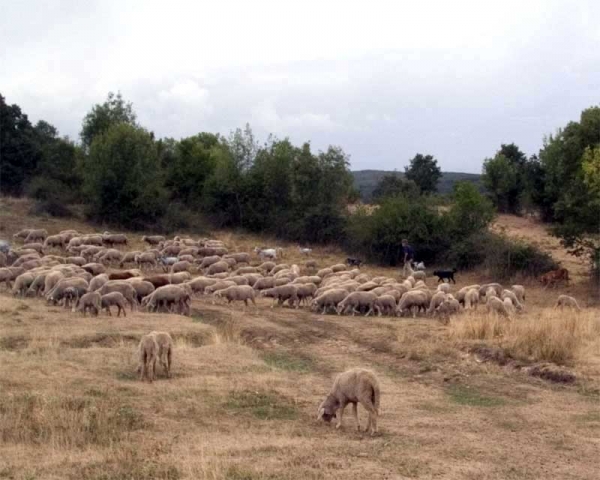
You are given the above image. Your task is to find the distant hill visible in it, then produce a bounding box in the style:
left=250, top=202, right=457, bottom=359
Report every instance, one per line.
left=352, top=170, right=483, bottom=201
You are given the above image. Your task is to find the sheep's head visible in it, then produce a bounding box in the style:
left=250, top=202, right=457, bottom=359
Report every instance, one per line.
left=317, top=395, right=340, bottom=423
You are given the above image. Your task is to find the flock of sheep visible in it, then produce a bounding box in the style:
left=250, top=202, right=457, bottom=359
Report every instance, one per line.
left=0, top=226, right=584, bottom=432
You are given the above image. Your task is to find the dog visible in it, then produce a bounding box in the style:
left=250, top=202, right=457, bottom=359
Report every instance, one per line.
left=433, top=268, right=457, bottom=284
left=346, top=257, right=362, bottom=267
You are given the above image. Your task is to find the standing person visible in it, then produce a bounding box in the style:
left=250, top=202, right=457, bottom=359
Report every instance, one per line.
left=402, top=239, right=414, bottom=276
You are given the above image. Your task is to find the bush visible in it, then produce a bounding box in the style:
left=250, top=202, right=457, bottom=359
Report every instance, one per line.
left=28, top=200, right=73, bottom=218
left=156, top=202, right=209, bottom=235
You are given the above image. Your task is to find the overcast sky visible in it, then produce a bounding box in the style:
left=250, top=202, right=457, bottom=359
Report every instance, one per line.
left=2, top=1, right=599, bottom=173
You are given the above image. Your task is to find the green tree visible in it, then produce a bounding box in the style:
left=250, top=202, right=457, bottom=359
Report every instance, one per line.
left=372, top=173, right=419, bottom=202
left=482, top=153, right=518, bottom=213
left=0, top=94, right=41, bottom=195
left=80, top=92, right=137, bottom=150
left=81, top=123, right=165, bottom=227
left=448, top=181, right=495, bottom=235
left=404, top=153, right=442, bottom=194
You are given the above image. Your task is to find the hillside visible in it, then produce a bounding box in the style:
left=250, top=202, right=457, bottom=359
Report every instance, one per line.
left=352, top=170, right=483, bottom=201
left=0, top=197, right=599, bottom=479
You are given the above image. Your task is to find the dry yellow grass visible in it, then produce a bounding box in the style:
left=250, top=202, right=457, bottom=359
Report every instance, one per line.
left=1, top=197, right=600, bottom=479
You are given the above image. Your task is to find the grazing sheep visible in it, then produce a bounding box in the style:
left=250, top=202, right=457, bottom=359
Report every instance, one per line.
left=356, top=281, right=379, bottom=292
left=185, top=276, right=217, bottom=294
left=23, top=243, right=44, bottom=254
left=142, top=235, right=166, bottom=246
left=178, top=254, right=195, bottom=264
left=142, top=275, right=170, bottom=289
left=261, top=285, right=299, bottom=308
left=274, top=277, right=291, bottom=287
left=161, top=245, right=181, bottom=257
left=12, top=272, right=35, bottom=296
left=43, top=234, right=66, bottom=250
left=135, top=252, right=158, bottom=270
left=0, top=267, right=25, bottom=290
left=253, top=276, right=276, bottom=291
left=554, top=295, right=582, bottom=311
left=258, top=261, right=276, bottom=273
left=82, top=263, right=106, bottom=276
left=501, top=290, right=524, bottom=311
left=337, top=291, right=377, bottom=316
left=235, top=266, right=260, bottom=275
left=427, top=291, right=447, bottom=315
left=119, top=251, right=141, bottom=268
left=98, top=249, right=124, bottom=266
left=271, top=264, right=290, bottom=275
left=305, top=259, right=317, bottom=271
left=435, top=296, right=461, bottom=318
left=503, top=297, right=516, bottom=315
left=375, top=295, right=397, bottom=316
left=12, top=253, right=40, bottom=268
left=214, top=285, right=256, bottom=306
left=206, top=261, right=229, bottom=275
left=456, top=284, right=481, bottom=305
left=171, top=260, right=193, bottom=274
left=46, top=277, right=89, bottom=305
left=126, top=279, right=156, bottom=303
left=227, top=275, right=250, bottom=286
left=311, top=289, right=348, bottom=314
left=82, top=246, right=106, bottom=260
left=88, top=273, right=109, bottom=292
left=479, top=283, right=503, bottom=300
left=13, top=229, right=33, bottom=241
left=149, top=331, right=173, bottom=378
left=397, top=290, right=429, bottom=317
left=511, top=285, right=526, bottom=303
left=463, top=288, right=480, bottom=310
left=316, top=267, right=334, bottom=278
left=436, top=283, right=451, bottom=294
left=24, top=229, right=48, bottom=244
left=0, top=251, right=6, bottom=268
left=486, top=296, right=510, bottom=317
left=25, top=271, right=49, bottom=297
left=102, top=233, right=128, bottom=247
left=44, top=270, right=65, bottom=294
left=205, top=280, right=237, bottom=295
left=330, top=264, right=347, bottom=273
left=318, top=368, right=380, bottom=435
left=98, top=281, right=137, bottom=311
left=485, top=287, right=498, bottom=301
left=295, top=283, right=317, bottom=306
left=225, top=252, right=251, bottom=265
left=73, top=291, right=102, bottom=316
left=66, top=256, right=86, bottom=267
left=81, top=234, right=103, bottom=246
left=142, top=284, right=191, bottom=315
left=138, top=334, right=159, bottom=382
left=255, top=247, right=277, bottom=260
left=101, top=292, right=128, bottom=317
left=169, top=272, right=191, bottom=284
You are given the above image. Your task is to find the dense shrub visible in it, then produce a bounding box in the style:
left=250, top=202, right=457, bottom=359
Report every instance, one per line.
left=28, top=200, right=74, bottom=218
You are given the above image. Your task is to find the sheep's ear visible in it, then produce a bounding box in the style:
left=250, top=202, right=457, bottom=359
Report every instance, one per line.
left=317, top=407, right=325, bottom=420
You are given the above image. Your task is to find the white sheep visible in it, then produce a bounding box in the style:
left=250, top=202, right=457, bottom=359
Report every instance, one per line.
left=501, top=290, right=524, bottom=311
left=138, top=334, right=159, bottom=382
left=511, top=285, right=526, bottom=303
left=214, top=285, right=256, bottom=306
left=73, top=291, right=102, bottom=316
left=318, top=368, right=380, bottom=435
left=149, top=331, right=173, bottom=378
left=486, top=296, right=510, bottom=317
left=463, top=288, right=480, bottom=310
left=101, top=292, right=128, bottom=317
left=554, top=295, right=581, bottom=311
left=396, top=290, right=429, bottom=317
left=336, top=291, right=377, bottom=316
left=374, top=295, right=397, bottom=316
left=311, top=289, right=348, bottom=314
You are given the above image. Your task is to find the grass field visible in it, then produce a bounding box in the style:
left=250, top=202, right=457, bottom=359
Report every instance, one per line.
left=1, top=197, right=599, bottom=479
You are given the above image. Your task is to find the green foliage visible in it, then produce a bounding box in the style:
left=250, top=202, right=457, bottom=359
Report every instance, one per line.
left=82, top=123, right=166, bottom=228
left=404, top=153, right=442, bottom=194
left=80, top=92, right=137, bottom=150
left=482, top=143, right=528, bottom=214
left=372, top=173, right=419, bottom=202
left=448, top=182, right=495, bottom=236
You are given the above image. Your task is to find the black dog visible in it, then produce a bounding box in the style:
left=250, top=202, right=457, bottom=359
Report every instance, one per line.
left=346, top=257, right=362, bottom=267
left=433, top=268, right=457, bottom=284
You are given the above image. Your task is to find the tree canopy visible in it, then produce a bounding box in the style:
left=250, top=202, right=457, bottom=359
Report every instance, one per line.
left=404, top=154, right=442, bottom=194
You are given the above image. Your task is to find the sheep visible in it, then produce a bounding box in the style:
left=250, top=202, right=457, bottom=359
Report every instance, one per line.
left=255, top=247, right=277, bottom=260
left=138, top=334, right=159, bottom=382
left=463, top=288, right=480, bottom=310
left=227, top=275, right=250, bottom=286
left=161, top=245, right=181, bottom=257
left=253, top=276, right=276, bottom=291
left=98, top=249, right=124, bottom=266
left=185, top=276, right=217, bottom=294
left=554, top=295, right=582, bottom=311
left=503, top=297, right=516, bottom=315
left=437, top=283, right=451, bottom=294
left=485, top=287, right=498, bottom=301
left=427, top=291, right=447, bottom=315
left=142, top=275, right=170, bottom=289
left=298, top=247, right=312, bottom=255
left=102, top=233, right=128, bottom=247
left=43, top=234, right=66, bottom=250
left=19, top=259, right=43, bottom=271
left=171, top=260, right=193, bottom=274
left=82, top=263, right=106, bottom=276
left=261, top=285, right=299, bottom=308
left=25, top=271, right=50, bottom=297
left=295, top=283, right=317, bottom=306
left=81, top=235, right=103, bottom=246
left=258, top=261, right=276, bottom=273
left=142, top=285, right=191, bottom=315
left=101, top=292, right=128, bottom=317
left=206, top=261, right=229, bottom=275
left=24, top=229, right=48, bottom=244
left=98, top=281, right=137, bottom=311
left=0, top=251, right=6, bottom=268
left=317, top=368, right=380, bottom=435
left=205, top=280, right=237, bottom=295
left=305, top=259, right=317, bottom=271
left=73, top=291, right=102, bottom=316
left=0, top=267, right=26, bottom=290
left=169, top=271, right=191, bottom=284
left=501, top=290, right=524, bottom=311
left=135, top=251, right=158, bottom=270
left=214, top=285, right=256, bottom=306
left=88, top=273, right=109, bottom=292
left=274, top=277, right=291, bottom=286
left=177, top=254, right=195, bottom=264
left=511, top=285, right=526, bottom=303
left=22, top=242, right=44, bottom=254
left=119, top=251, right=141, bottom=268
left=456, top=284, right=481, bottom=305
left=235, top=266, right=259, bottom=275
left=405, top=264, right=426, bottom=282
left=13, top=229, right=33, bottom=241
left=271, top=264, right=290, bottom=275
left=397, top=290, right=429, bottom=317
left=142, top=235, right=166, bottom=245
left=316, top=267, right=334, bottom=278
left=44, top=270, right=65, bottom=294
left=375, top=295, right=397, bottom=316
left=12, top=253, right=40, bottom=268
left=479, top=283, right=503, bottom=300
left=435, top=296, right=461, bottom=318
left=336, top=291, right=377, bottom=316
left=149, top=331, right=173, bottom=378
left=370, top=286, right=391, bottom=297
left=82, top=246, right=105, bottom=260
left=486, top=296, right=510, bottom=317
left=356, top=281, right=379, bottom=292
left=311, top=289, right=348, bottom=314
left=12, top=272, right=36, bottom=296
left=126, top=279, right=156, bottom=303
left=225, top=252, right=251, bottom=265
left=46, top=277, right=89, bottom=305
left=65, top=256, right=86, bottom=267
left=330, top=263, right=347, bottom=273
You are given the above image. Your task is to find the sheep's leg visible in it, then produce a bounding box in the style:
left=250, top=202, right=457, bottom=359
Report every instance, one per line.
left=336, top=405, right=345, bottom=429
left=121, top=305, right=127, bottom=317
left=105, top=306, right=112, bottom=317
left=352, top=403, right=360, bottom=431
left=365, top=306, right=373, bottom=317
